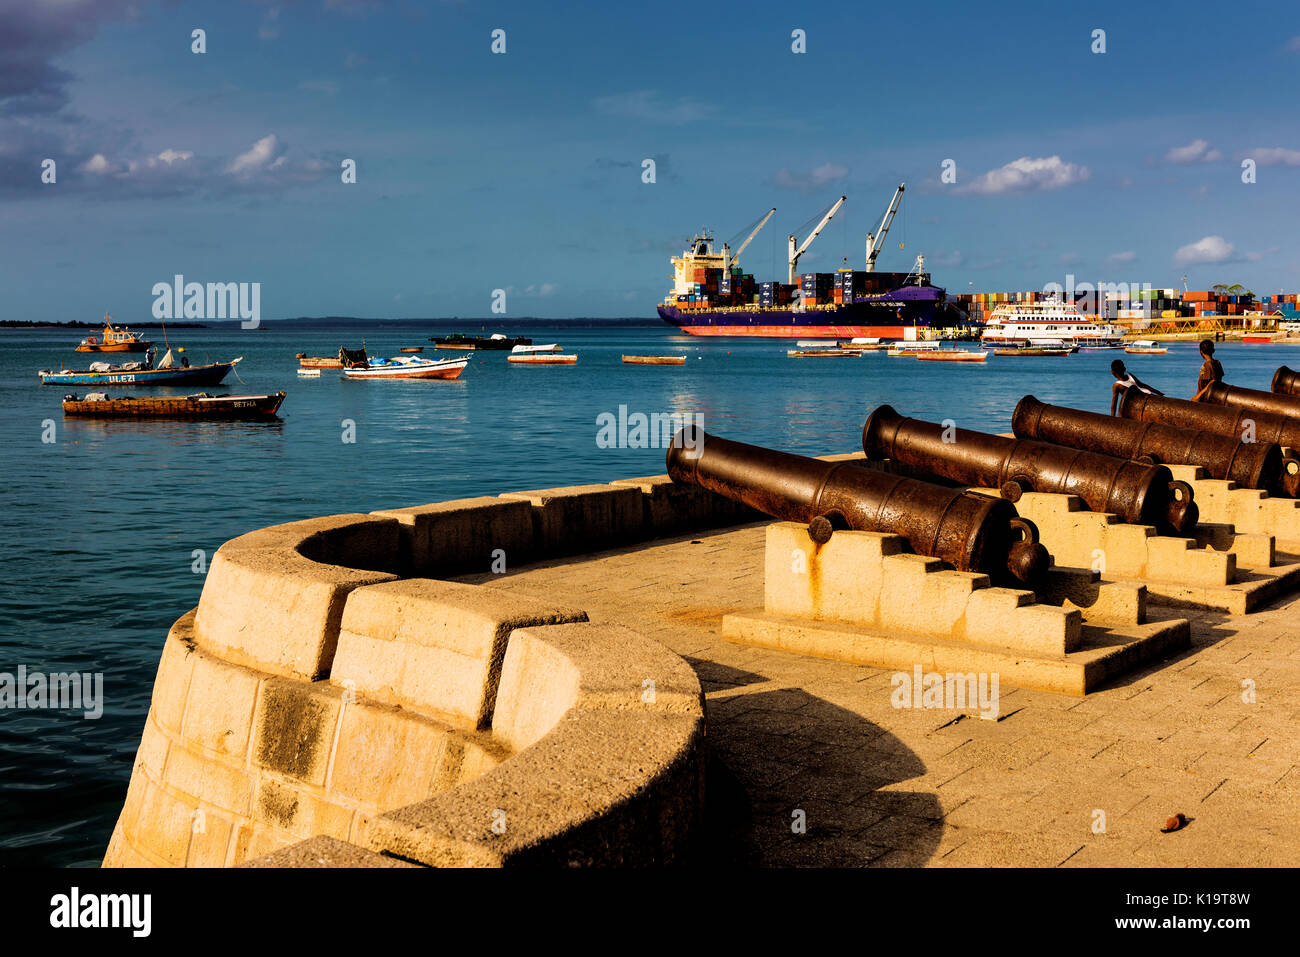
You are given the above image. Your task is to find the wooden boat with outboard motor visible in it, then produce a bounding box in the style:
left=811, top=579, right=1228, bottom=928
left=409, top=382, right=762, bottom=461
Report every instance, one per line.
left=622, top=355, right=686, bottom=365
left=61, top=391, right=285, bottom=419
left=432, top=333, right=532, bottom=351
left=74, top=314, right=154, bottom=353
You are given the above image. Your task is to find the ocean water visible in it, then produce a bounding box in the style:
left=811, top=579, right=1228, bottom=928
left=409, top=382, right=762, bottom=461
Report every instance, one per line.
left=1, top=320, right=1296, bottom=866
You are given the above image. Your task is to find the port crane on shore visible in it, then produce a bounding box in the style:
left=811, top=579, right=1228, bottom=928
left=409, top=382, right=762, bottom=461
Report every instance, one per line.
left=787, top=195, right=846, bottom=284
left=865, top=183, right=906, bottom=272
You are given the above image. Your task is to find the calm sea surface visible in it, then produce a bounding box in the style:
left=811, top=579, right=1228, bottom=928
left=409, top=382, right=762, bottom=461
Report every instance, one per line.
left=2, top=319, right=1296, bottom=866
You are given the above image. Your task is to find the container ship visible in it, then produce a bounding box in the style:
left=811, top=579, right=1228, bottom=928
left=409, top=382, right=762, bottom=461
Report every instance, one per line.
left=657, top=184, right=950, bottom=338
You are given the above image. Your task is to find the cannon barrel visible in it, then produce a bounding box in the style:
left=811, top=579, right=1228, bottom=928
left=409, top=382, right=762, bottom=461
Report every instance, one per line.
left=666, top=425, right=1050, bottom=586
left=1116, top=389, right=1300, bottom=497
left=1201, top=381, right=1300, bottom=421
left=862, top=405, right=1198, bottom=535
left=1272, top=365, right=1300, bottom=398
left=1012, top=394, right=1282, bottom=495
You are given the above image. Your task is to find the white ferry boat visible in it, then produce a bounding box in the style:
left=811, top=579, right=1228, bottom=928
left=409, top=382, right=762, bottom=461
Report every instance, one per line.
left=980, top=297, right=1124, bottom=348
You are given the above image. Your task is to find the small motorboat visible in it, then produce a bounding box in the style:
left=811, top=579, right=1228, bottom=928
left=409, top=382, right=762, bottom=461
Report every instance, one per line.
left=297, top=345, right=366, bottom=368
left=507, top=353, right=577, bottom=365
left=916, top=350, right=989, bottom=363
left=796, top=339, right=838, bottom=347
left=1124, top=340, right=1169, bottom=354
left=75, top=314, right=154, bottom=353
left=511, top=343, right=562, bottom=354
left=61, top=391, right=285, bottom=419
left=787, top=349, right=858, bottom=358
left=994, top=346, right=1072, bottom=356
left=342, top=354, right=469, bottom=380
left=622, top=355, right=686, bottom=365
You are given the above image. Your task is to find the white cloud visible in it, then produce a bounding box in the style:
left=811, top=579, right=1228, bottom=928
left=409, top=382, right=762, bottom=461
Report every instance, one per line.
left=80, top=153, right=111, bottom=174
left=226, top=134, right=282, bottom=174
left=1165, top=139, right=1222, bottom=163
left=1250, top=147, right=1300, bottom=167
left=771, top=162, right=849, bottom=192
left=157, top=149, right=193, bottom=165
left=956, top=156, right=1090, bottom=195
left=1106, top=250, right=1137, bottom=264
left=1174, top=235, right=1236, bottom=266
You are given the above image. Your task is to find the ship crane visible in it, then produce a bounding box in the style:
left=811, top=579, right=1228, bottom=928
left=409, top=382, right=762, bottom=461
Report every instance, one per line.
left=787, top=195, right=846, bottom=285
left=864, top=182, right=905, bottom=272
left=722, top=208, right=776, bottom=269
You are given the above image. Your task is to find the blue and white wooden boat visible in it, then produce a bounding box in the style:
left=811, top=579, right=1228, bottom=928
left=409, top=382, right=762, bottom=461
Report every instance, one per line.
left=39, top=354, right=242, bottom=386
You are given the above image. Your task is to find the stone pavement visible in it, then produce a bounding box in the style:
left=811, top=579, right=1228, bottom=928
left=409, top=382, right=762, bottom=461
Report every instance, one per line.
left=461, top=521, right=1300, bottom=867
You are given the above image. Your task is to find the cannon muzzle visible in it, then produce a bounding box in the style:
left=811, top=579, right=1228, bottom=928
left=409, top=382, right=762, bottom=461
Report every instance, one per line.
left=1117, top=388, right=1300, bottom=497
left=1201, top=381, right=1300, bottom=421
left=1013, top=394, right=1282, bottom=495
left=1272, top=365, right=1300, bottom=398
left=863, top=405, right=1198, bottom=535
left=666, top=425, right=1050, bottom=586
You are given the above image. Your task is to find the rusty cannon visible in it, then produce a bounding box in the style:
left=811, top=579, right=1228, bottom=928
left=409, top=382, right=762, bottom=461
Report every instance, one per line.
left=1116, top=389, right=1300, bottom=497
left=1012, top=394, right=1284, bottom=495
left=666, top=425, right=1050, bottom=586
left=1272, top=366, right=1300, bottom=398
left=1199, top=381, right=1300, bottom=421
left=862, top=405, right=1198, bottom=535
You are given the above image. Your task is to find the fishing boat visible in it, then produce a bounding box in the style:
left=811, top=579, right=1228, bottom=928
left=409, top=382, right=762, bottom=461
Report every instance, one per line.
left=62, top=391, right=285, bottom=419
left=993, top=340, right=1073, bottom=356
left=887, top=342, right=941, bottom=357
left=917, top=350, right=988, bottom=363
left=622, top=355, right=686, bottom=365
left=787, top=349, right=858, bottom=358
left=39, top=349, right=241, bottom=386
left=837, top=337, right=889, bottom=351
left=74, top=314, right=154, bottom=353
left=342, top=355, right=469, bottom=380
left=432, top=333, right=532, bottom=350
left=511, top=343, right=562, bottom=354
left=1124, top=340, right=1169, bottom=354
left=297, top=345, right=366, bottom=369
left=507, top=353, right=577, bottom=365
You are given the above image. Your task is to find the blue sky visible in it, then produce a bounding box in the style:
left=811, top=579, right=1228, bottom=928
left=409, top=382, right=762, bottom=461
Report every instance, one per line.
left=2, top=0, right=1299, bottom=320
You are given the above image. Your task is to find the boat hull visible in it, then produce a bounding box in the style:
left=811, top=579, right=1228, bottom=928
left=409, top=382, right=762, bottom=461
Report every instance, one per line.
left=62, top=392, right=285, bottom=419
left=658, top=292, right=941, bottom=339
left=342, top=360, right=467, bottom=379
left=39, top=363, right=236, bottom=386
left=75, top=342, right=153, bottom=353
left=508, top=355, right=577, bottom=365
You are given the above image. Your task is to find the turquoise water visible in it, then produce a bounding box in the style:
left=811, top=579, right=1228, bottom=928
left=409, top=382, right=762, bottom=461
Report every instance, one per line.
left=2, top=320, right=1296, bottom=866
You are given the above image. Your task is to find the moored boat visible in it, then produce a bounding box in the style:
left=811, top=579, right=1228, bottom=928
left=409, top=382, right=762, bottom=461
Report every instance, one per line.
left=39, top=350, right=241, bottom=386
left=61, top=391, right=285, bottom=419
left=886, top=342, right=941, bottom=357
left=787, top=349, right=858, bottom=358
left=980, top=297, right=1123, bottom=348
left=75, top=314, right=154, bottom=353
left=507, top=353, right=577, bottom=365
left=297, top=345, right=366, bottom=369
left=399, top=347, right=424, bottom=353
left=622, top=355, right=686, bottom=365
left=917, top=350, right=988, bottom=363
left=297, top=368, right=322, bottom=377
left=993, top=346, right=1072, bottom=356
left=511, top=343, right=562, bottom=354
left=1124, top=340, right=1169, bottom=354
left=341, top=355, right=469, bottom=380
left=432, top=333, right=532, bottom=350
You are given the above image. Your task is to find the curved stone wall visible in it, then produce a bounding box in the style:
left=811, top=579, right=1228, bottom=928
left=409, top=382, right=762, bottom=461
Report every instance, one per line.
left=104, top=473, right=749, bottom=867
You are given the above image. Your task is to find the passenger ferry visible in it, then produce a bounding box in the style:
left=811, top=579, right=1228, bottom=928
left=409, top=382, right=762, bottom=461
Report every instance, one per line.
left=980, top=297, right=1123, bottom=348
